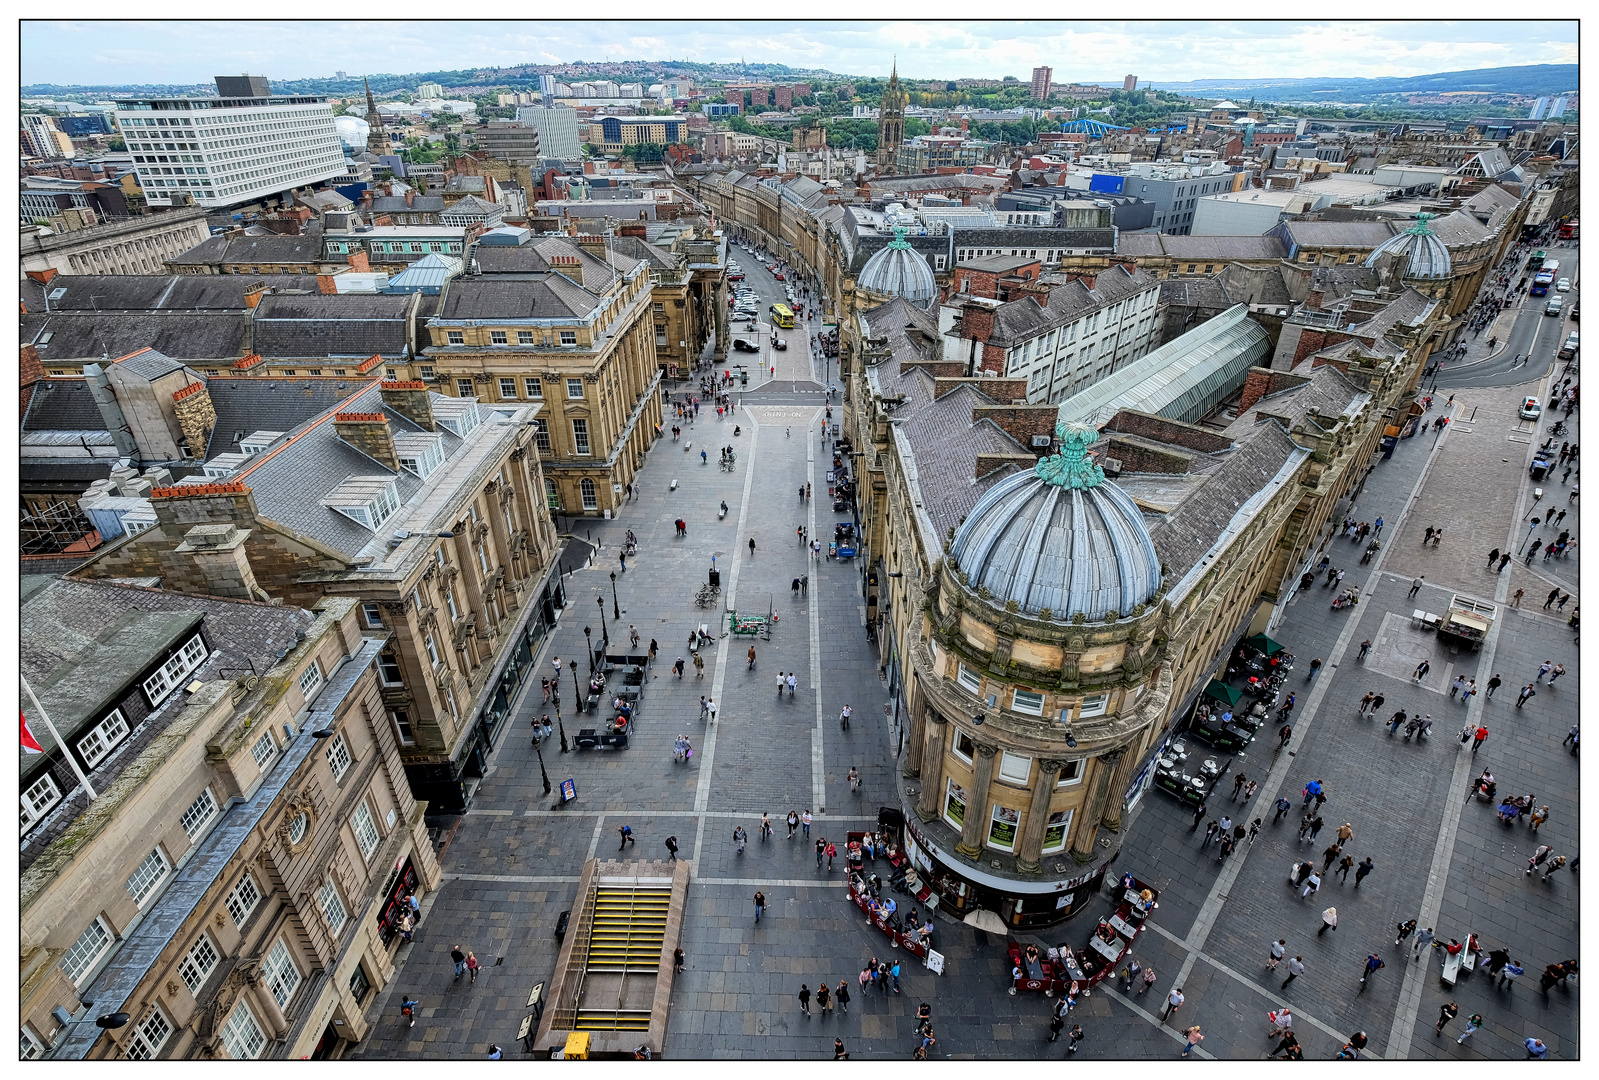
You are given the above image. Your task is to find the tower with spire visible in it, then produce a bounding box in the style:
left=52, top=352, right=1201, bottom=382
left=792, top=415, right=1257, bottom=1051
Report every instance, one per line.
left=876, top=59, right=906, bottom=175
left=363, top=77, right=389, bottom=156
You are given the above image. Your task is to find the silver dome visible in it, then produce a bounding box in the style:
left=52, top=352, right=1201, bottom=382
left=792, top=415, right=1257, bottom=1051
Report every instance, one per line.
left=949, top=423, right=1161, bottom=620
left=1363, top=212, right=1451, bottom=279
left=858, top=226, right=938, bottom=305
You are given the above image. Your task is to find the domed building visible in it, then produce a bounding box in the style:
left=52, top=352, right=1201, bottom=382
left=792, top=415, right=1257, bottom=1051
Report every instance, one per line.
left=1363, top=212, right=1452, bottom=282
left=898, top=421, right=1174, bottom=928
left=855, top=226, right=939, bottom=308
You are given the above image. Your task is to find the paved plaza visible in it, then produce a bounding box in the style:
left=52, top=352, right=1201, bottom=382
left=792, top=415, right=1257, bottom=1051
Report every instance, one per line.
left=353, top=248, right=1579, bottom=1061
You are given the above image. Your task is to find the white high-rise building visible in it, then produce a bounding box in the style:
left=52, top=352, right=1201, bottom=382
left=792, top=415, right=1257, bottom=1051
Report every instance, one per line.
left=515, top=105, right=582, bottom=160
left=114, top=75, right=342, bottom=209
left=22, top=113, right=72, bottom=158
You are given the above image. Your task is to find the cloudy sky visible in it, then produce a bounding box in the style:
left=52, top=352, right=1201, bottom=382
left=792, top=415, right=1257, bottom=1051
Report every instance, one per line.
left=22, top=19, right=1578, bottom=86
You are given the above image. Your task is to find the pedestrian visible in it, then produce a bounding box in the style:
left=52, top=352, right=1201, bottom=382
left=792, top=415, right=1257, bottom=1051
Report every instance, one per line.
left=1358, top=953, right=1384, bottom=990
left=1309, top=816, right=1326, bottom=841
left=1413, top=660, right=1430, bottom=682
left=1300, top=872, right=1321, bottom=899
left=1358, top=639, right=1372, bottom=660
left=787, top=810, right=799, bottom=838
left=1353, top=857, right=1375, bottom=888
left=1307, top=657, right=1323, bottom=680
left=1278, top=723, right=1293, bottom=748
left=802, top=809, right=813, bottom=837
left=465, top=951, right=480, bottom=984
left=1191, top=801, right=1209, bottom=831
left=1321, top=842, right=1342, bottom=874
left=777, top=671, right=786, bottom=696
left=1202, top=819, right=1220, bottom=848
left=1408, top=575, right=1424, bottom=598
left=1456, top=1013, right=1483, bottom=1044
left=1543, top=854, right=1568, bottom=881
left=1358, top=691, right=1375, bottom=714
left=1499, top=959, right=1524, bottom=990
left=1140, top=965, right=1158, bottom=994
left=1472, top=725, right=1489, bottom=752
left=674, top=657, right=685, bottom=678
left=833, top=1037, right=848, bottom=1060
left=827, top=841, right=838, bottom=870
left=450, top=944, right=467, bottom=981
left=1282, top=955, right=1306, bottom=989
left=407, top=889, right=422, bottom=927
left=1537, top=658, right=1554, bottom=681
left=1517, top=684, right=1536, bottom=708
left=1122, top=957, right=1143, bottom=991
left=1066, top=1023, right=1085, bottom=1053
left=798, top=984, right=811, bottom=1016
left=398, top=911, right=414, bottom=944
left=1526, top=1037, right=1548, bottom=1059
left=1413, top=925, right=1436, bottom=958
left=693, top=651, right=704, bottom=677
left=916, top=1002, right=933, bottom=1034
left=835, top=979, right=850, bottom=1013
left=1511, top=588, right=1525, bottom=608
left=1337, top=853, right=1355, bottom=882
left=1487, top=548, right=1500, bottom=568
left=1267, top=938, right=1287, bottom=969
left=1335, top=822, right=1354, bottom=844
left=816, top=981, right=832, bottom=1014
left=1318, top=906, right=1338, bottom=936
left=664, top=835, right=679, bottom=861
left=1549, top=663, right=1567, bottom=684
left=1232, top=773, right=1248, bottom=800
left=673, top=947, right=685, bottom=973
left=400, top=994, right=420, bottom=1028
left=1486, top=674, right=1502, bottom=698
left=1248, top=818, right=1263, bottom=844
left=1181, top=1025, right=1204, bottom=1057
left=753, top=891, right=766, bottom=922
left=1529, top=805, right=1550, bottom=831
left=1274, top=795, right=1293, bottom=822
left=1434, top=1001, right=1458, bottom=1034
left=1162, top=987, right=1185, bottom=1020
left=788, top=672, right=797, bottom=696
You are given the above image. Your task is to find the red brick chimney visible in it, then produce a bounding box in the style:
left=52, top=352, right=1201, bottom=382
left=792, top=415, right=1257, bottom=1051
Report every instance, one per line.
left=21, top=344, right=45, bottom=413
left=961, top=302, right=995, bottom=342
left=317, top=274, right=340, bottom=295
left=243, top=282, right=268, bottom=309
left=347, top=250, right=372, bottom=273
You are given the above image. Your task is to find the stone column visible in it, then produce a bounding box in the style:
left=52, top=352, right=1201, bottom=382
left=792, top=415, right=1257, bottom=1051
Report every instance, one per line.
left=914, top=710, right=947, bottom=822
left=1015, top=759, right=1067, bottom=874
left=1070, top=747, right=1126, bottom=862
left=955, top=742, right=999, bottom=859
left=1100, top=746, right=1143, bottom=833
left=249, top=979, right=289, bottom=1040
left=903, top=682, right=927, bottom=778
left=713, top=281, right=729, bottom=360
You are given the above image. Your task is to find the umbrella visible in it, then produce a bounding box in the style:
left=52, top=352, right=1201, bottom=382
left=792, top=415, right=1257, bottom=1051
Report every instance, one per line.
left=962, top=908, right=1009, bottom=935
left=1244, top=633, right=1284, bottom=656
left=1204, top=679, right=1244, bottom=707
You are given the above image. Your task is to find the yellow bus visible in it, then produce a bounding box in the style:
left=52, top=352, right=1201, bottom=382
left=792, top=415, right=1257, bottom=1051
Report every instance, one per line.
left=771, top=303, right=795, bottom=329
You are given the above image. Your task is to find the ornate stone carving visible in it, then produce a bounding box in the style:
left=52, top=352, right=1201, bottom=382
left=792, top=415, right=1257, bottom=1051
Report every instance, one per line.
left=1040, top=759, right=1073, bottom=774
left=167, top=980, right=180, bottom=998
left=1068, top=635, right=1086, bottom=651
left=974, top=742, right=1000, bottom=759
left=379, top=600, right=407, bottom=615
left=279, top=787, right=317, bottom=855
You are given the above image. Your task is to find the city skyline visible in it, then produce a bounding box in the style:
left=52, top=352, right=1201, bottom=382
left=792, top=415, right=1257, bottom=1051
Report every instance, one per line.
left=22, top=19, right=1578, bottom=88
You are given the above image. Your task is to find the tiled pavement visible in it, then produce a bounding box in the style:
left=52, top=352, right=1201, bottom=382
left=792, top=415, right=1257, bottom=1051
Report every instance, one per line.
left=354, top=295, right=1578, bottom=1060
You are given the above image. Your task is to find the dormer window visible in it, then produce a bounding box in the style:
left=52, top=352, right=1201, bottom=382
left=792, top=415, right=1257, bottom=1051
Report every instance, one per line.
left=394, top=432, right=446, bottom=479
left=324, top=476, right=401, bottom=530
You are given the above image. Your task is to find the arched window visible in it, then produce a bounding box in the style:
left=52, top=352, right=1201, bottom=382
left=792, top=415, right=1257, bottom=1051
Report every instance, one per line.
left=580, top=478, right=598, bottom=510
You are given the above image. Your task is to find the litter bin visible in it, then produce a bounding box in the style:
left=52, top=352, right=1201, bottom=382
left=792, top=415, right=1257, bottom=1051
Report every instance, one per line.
left=708, top=569, right=721, bottom=588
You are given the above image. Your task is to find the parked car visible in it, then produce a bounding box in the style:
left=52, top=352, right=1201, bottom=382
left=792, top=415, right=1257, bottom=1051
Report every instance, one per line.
left=772, top=271, right=785, bottom=281
left=1520, top=396, right=1543, bottom=420
left=732, top=339, right=761, bottom=353
left=727, top=272, right=745, bottom=281
left=1558, top=332, right=1579, bottom=359
left=1557, top=278, right=1571, bottom=292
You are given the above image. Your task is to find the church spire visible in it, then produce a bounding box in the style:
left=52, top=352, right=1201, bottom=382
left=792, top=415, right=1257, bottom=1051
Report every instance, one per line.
left=363, top=77, right=388, bottom=156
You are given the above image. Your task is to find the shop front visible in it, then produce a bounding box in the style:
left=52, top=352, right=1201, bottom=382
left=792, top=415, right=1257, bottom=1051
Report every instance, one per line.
left=375, top=856, right=421, bottom=947
left=900, top=812, right=1112, bottom=930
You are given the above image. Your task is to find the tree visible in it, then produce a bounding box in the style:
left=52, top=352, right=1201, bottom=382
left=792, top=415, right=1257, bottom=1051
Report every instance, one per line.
left=107, top=135, right=126, bottom=151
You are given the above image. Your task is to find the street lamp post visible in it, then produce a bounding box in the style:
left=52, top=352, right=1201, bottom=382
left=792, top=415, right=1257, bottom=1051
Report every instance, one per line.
left=557, top=700, right=569, bottom=755
left=572, top=651, right=585, bottom=712
left=583, top=626, right=593, bottom=673
left=533, top=732, right=552, bottom=794
left=597, top=595, right=610, bottom=650
left=610, top=571, right=620, bottom=620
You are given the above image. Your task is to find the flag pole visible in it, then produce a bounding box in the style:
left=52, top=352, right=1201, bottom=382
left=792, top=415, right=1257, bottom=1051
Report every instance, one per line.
left=21, top=674, right=96, bottom=801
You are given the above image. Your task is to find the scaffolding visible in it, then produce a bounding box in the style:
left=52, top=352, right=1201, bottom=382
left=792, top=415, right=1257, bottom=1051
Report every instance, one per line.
left=21, top=501, right=96, bottom=556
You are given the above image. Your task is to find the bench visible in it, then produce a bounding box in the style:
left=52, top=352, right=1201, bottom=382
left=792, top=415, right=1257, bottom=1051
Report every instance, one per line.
left=1440, top=947, right=1462, bottom=986
left=555, top=910, right=571, bottom=942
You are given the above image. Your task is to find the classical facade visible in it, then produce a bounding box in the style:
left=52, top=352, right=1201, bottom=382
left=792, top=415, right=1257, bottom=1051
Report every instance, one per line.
left=421, top=233, right=665, bottom=519
left=22, top=585, right=440, bottom=1060
left=20, top=207, right=212, bottom=279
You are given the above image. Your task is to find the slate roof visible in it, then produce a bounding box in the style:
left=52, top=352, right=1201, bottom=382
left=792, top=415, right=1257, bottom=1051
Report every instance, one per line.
left=1160, top=276, right=1235, bottom=311
left=438, top=277, right=598, bottom=320
left=223, top=382, right=432, bottom=554
left=1280, top=220, right=1398, bottom=248
left=1150, top=421, right=1306, bottom=579
left=1345, top=287, right=1437, bottom=340
left=1224, top=363, right=1369, bottom=440
left=984, top=263, right=1157, bottom=347
left=19, top=577, right=315, bottom=871
left=202, top=377, right=374, bottom=460
left=23, top=313, right=247, bottom=362
left=371, top=194, right=446, bottom=213
left=115, top=348, right=188, bottom=381
left=1427, top=209, right=1493, bottom=246
left=954, top=226, right=1116, bottom=251
left=298, top=189, right=354, bottom=212
left=21, top=379, right=107, bottom=431
left=249, top=292, right=415, bottom=358
left=1151, top=235, right=1289, bottom=261
left=607, top=234, right=681, bottom=271
left=167, top=233, right=327, bottom=267
left=441, top=194, right=501, bottom=217
left=860, top=297, right=1029, bottom=543
left=20, top=274, right=324, bottom=313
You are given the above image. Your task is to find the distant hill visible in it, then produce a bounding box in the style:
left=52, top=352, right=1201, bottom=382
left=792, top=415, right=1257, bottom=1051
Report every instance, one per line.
left=1128, top=64, right=1577, bottom=102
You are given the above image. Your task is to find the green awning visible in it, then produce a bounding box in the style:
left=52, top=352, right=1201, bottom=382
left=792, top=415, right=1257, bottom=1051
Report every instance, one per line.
left=1244, top=633, right=1284, bottom=656
left=1204, top=679, right=1244, bottom=707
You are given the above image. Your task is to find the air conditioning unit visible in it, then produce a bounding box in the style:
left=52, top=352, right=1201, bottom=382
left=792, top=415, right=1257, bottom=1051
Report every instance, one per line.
left=1031, top=434, right=1052, bottom=448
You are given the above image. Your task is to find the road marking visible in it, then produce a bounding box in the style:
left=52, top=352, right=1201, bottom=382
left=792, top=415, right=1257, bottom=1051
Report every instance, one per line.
left=585, top=814, right=607, bottom=862
left=1383, top=370, right=1549, bottom=1059
left=1097, top=983, right=1215, bottom=1058
left=452, top=873, right=583, bottom=884
left=694, top=417, right=761, bottom=814
left=516, top=809, right=880, bottom=821
left=694, top=876, right=850, bottom=889
left=807, top=411, right=827, bottom=813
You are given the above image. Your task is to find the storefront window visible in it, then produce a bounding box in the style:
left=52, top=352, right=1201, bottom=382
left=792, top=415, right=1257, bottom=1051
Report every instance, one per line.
left=1042, top=809, right=1073, bottom=854
left=988, top=804, right=1019, bottom=851
left=943, top=779, right=967, bottom=829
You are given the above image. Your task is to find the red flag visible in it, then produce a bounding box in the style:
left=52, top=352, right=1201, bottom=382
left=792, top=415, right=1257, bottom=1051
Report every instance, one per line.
left=21, top=710, right=44, bottom=754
